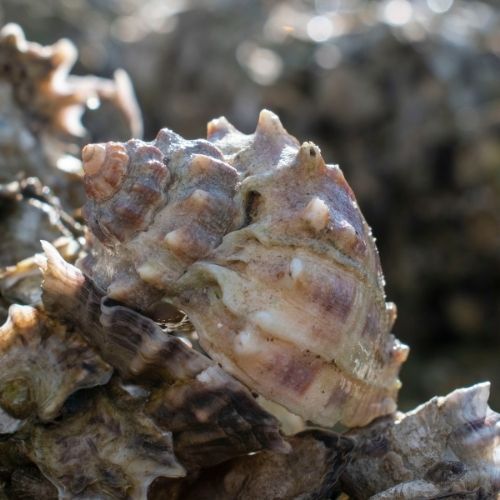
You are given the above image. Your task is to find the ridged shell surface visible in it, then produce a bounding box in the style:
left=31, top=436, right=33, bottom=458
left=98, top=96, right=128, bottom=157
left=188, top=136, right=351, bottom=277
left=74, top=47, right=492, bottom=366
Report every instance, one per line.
left=343, top=383, right=500, bottom=498
left=29, top=390, right=185, bottom=499
left=0, top=304, right=111, bottom=422
left=80, top=129, right=239, bottom=311
left=81, top=110, right=409, bottom=427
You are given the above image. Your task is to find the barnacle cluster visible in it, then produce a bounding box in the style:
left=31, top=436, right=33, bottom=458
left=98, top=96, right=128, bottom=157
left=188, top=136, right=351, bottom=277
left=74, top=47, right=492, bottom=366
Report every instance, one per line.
left=0, top=25, right=498, bottom=500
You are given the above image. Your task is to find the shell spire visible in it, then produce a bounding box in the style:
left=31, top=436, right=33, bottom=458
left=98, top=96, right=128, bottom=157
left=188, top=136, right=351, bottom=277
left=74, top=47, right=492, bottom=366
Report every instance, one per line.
left=79, top=128, right=240, bottom=309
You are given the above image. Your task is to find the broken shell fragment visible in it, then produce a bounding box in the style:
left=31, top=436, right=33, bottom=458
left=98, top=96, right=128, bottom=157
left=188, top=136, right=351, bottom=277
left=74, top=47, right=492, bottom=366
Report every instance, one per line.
left=81, top=109, right=408, bottom=427
left=0, top=303, right=112, bottom=421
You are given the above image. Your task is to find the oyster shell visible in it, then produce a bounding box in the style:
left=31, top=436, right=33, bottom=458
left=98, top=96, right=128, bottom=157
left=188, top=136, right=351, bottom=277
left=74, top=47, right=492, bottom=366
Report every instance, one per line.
left=81, top=110, right=408, bottom=427
left=342, top=383, right=500, bottom=499
left=28, top=390, right=185, bottom=499
left=0, top=303, right=112, bottom=421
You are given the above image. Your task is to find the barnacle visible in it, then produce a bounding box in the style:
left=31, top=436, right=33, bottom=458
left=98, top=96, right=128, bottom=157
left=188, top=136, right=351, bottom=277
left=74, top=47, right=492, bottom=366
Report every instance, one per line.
left=81, top=110, right=408, bottom=427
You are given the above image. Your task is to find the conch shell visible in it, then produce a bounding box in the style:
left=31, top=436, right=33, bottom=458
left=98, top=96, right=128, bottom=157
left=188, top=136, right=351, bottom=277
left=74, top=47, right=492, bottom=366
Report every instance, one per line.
left=80, top=109, right=409, bottom=427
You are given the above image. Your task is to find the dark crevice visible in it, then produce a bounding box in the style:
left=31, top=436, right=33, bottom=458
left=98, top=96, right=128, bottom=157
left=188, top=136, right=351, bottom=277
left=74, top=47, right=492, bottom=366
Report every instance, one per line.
left=243, top=190, right=262, bottom=226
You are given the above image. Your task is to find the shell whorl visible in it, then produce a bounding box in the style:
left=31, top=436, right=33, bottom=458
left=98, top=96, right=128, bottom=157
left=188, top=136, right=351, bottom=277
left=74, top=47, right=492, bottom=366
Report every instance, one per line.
left=83, top=143, right=129, bottom=201
left=80, top=128, right=239, bottom=305
left=83, top=140, right=171, bottom=246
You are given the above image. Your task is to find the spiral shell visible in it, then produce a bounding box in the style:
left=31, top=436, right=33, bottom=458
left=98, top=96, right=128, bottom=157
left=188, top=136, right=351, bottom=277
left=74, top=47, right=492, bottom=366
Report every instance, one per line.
left=81, top=110, right=408, bottom=427
left=80, top=128, right=239, bottom=309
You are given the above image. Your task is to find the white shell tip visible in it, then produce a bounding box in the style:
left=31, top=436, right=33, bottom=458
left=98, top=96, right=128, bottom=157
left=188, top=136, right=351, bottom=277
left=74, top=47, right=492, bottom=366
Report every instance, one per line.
left=302, top=197, right=330, bottom=231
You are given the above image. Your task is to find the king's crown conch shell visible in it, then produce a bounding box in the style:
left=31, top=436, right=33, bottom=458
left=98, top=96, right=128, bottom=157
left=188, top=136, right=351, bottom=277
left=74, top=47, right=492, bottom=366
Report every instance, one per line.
left=80, top=109, right=409, bottom=427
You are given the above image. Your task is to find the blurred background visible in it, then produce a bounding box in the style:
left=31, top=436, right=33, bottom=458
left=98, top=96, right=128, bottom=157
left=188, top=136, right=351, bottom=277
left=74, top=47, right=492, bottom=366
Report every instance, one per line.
left=1, top=0, right=498, bottom=410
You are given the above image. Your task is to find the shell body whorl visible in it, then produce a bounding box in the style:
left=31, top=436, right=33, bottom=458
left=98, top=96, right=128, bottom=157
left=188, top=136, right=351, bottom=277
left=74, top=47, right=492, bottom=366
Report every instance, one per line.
left=83, top=140, right=170, bottom=246
left=81, top=110, right=408, bottom=427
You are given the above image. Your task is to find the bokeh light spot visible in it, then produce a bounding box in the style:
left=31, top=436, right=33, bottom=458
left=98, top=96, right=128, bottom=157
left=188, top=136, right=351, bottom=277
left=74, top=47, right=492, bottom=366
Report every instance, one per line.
left=307, top=15, right=333, bottom=42
left=314, top=44, right=342, bottom=69
left=382, top=0, right=413, bottom=26
left=427, top=0, right=454, bottom=14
